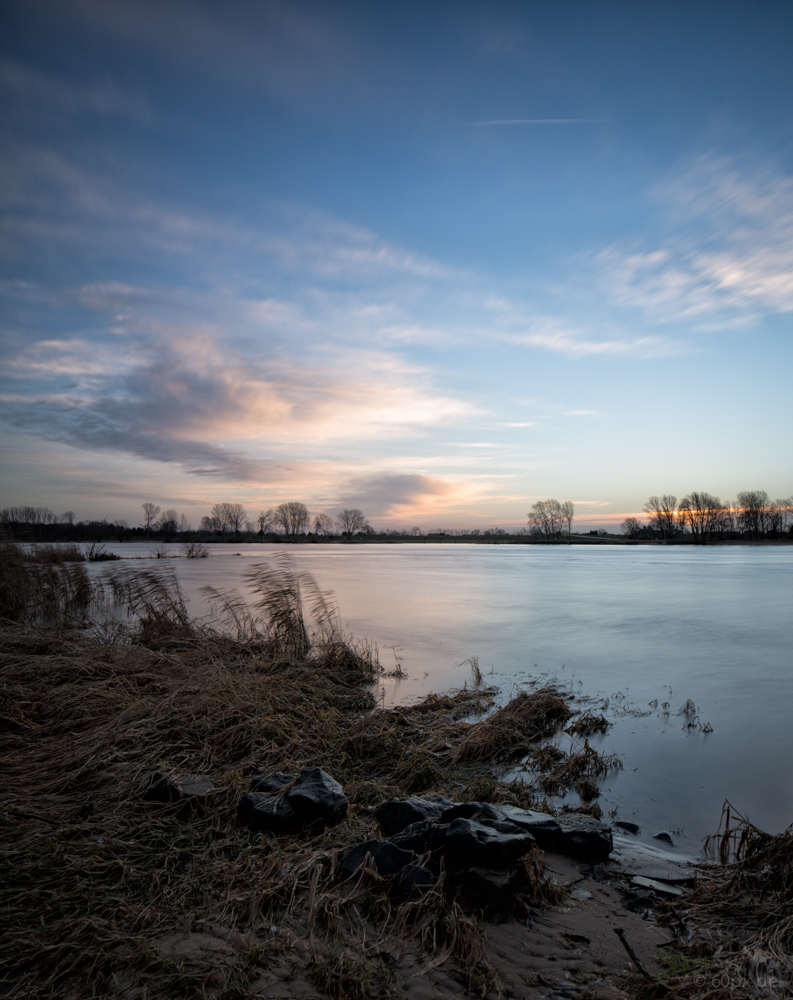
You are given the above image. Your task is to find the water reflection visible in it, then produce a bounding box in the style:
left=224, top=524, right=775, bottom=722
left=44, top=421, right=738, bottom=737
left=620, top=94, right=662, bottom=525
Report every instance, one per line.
left=90, top=542, right=793, bottom=852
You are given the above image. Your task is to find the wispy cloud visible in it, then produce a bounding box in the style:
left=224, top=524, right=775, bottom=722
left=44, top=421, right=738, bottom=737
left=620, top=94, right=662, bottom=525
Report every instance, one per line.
left=595, top=153, right=793, bottom=323
left=0, top=59, right=154, bottom=122
left=466, top=119, right=608, bottom=125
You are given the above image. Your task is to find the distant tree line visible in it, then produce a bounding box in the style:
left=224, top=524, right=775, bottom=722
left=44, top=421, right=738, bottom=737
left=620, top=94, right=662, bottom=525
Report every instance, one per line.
left=4, top=491, right=791, bottom=544
left=622, top=491, right=793, bottom=541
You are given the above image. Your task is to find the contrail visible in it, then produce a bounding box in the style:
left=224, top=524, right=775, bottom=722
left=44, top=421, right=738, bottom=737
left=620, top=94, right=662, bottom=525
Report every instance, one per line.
left=466, top=118, right=608, bottom=125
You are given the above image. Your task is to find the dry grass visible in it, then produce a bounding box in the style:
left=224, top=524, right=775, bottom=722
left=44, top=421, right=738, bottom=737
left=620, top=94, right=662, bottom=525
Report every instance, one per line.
left=651, top=804, right=793, bottom=1000
left=0, top=541, right=623, bottom=999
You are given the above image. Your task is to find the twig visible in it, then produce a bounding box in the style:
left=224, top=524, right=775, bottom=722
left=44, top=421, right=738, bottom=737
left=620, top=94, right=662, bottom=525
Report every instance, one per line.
left=613, top=926, right=659, bottom=985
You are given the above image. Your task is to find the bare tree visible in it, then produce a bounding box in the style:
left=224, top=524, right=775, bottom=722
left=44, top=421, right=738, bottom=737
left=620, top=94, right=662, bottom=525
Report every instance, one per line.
left=527, top=499, right=564, bottom=537
left=643, top=495, right=678, bottom=538
left=201, top=514, right=221, bottom=533
left=560, top=500, right=575, bottom=536
left=226, top=503, right=247, bottom=537
left=736, top=490, right=771, bottom=538
left=337, top=509, right=366, bottom=537
left=769, top=497, right=793, bottom=536
left=313, top=513, right=334, bottom=536
left=622, top=516, right=642, bottom=537
left=209, top=502, right=247, bottom=537
left=61, top=511, right=75, bottom=525
left=410, top=526, right=422, bottom=536
left=257, top=509, right=275, bottom=536
left=141, top=502, right=161, bottom=538
left=677, top=492, right=727, bottom=540
left=178, top=513, right=192, bottom=533
left=273, top=501, right=308, bottom=540
left=160, top=509, right=179, bottom=540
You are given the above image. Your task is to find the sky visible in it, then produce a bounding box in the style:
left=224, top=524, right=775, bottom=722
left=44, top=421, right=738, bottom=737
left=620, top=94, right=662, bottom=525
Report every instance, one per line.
left=1, top=0, right=791, bottom=531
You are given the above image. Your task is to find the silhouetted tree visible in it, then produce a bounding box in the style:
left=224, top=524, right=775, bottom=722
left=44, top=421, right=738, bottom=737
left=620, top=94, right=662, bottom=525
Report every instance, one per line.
left=314, top=513, right=333, bottom=536
left=274, top=502, right=308, bottom=540
left=337, top=509, right=366, bottom=537
left=160, top=509, right=179, bottom=540
left=621, top=516, right=642, bottom=537
left=736, top=490, right=771, bottom=538
left=677, top=492, right=726, bottom=540
left=141, top=503, right=160, bottom=538
left=643, top=495, right=678, bottom=538
left=527, top=499, right=568, bottom=537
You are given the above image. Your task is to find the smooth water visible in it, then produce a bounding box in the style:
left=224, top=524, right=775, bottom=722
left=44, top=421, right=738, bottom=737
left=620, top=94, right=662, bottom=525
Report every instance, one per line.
left=93, top=542, right=793, bottom=854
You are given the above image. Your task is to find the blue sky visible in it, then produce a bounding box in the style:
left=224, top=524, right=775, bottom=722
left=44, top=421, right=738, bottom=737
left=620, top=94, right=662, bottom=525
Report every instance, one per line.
left=1, top=0, right=791, bottom=529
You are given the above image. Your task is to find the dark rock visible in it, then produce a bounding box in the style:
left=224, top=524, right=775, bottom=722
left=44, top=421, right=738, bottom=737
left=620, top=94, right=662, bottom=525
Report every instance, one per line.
left=375, top=794, right=454, bottom=836
left=144, top=772, right=212, bottom=803
left=340, top=840, right=416, bottom=878
left=653, top=831, right=674, bottom=845
left=557, top=815, right=613, bottom=862
left=287, top=768, right=347, bottom=828
left=448, top=866, right=515, bottom=912
left=446, top=818, right=536, bottom=869
left=389, top=819, right=448, bottom=854
left=239, top=792, right=300, bottom=834
left=250, top=772, right=294, bottom=794
left=614, top=821, right=640, bottom=835
left=441, top=801, right=502, bottom=823
left=395, top=863, right=438, bottom=896
left=492, top=806, right=562, bottom=849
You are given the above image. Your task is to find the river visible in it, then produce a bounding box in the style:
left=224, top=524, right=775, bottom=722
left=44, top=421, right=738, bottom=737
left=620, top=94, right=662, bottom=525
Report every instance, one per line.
left=91, top=541, right=793, bottom=855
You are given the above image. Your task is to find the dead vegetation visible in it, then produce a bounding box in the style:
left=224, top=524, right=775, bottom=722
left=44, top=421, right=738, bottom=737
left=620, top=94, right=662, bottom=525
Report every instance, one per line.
left=0, top=542, right=629, bottom=998
left=653, top=803, right=793, bottom=999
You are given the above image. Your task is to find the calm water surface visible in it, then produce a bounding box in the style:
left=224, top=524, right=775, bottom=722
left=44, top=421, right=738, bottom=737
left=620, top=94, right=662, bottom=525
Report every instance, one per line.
left=98, top=542, right=793, bottom=853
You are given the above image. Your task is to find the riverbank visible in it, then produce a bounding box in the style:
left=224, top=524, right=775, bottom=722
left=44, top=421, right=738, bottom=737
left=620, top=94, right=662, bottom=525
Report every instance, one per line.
left=1, top=547, right=790, bottom=998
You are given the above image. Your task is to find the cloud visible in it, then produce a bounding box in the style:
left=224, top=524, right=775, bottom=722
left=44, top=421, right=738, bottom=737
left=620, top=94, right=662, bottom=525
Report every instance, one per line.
left=506, top=318, right=686, bottom=358
left=0, top=59, right=154, bottom=122
left=0, top=315, right=477, bottom=483
left=467, top=119, right=608, bottom=125
left=596, top=153, right=793, bottom=323
left=337, top=472, right=485, bottom=520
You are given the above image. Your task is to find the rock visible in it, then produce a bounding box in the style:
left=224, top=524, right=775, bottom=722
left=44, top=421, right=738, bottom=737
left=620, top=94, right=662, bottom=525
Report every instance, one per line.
left=375, top=794, right=454, bottom=836
left=570, top=887, right=593, bottom=901
left=395, top=863, right=438, bottom=896
left=238, top=792, right=299, bottom=834
left=653, top=831, right=674, bottom=845
left=250, top=772, right=294, bottom=794
left=389, top=820, right=448, bottom=854
left=609, top=850, right=696, bottom=885
left=491, top=806, right=562, bottom=849
left=557, top=815, right=613, bottom=862
left=614, top=821, right=640, bottom=835
left=440, top=801, right=502, bottom=823
left=340, top=840, right=416, bottom=878
left=287, top=768, right=347, bottom=828
left=144, top=772, right=212, bottom=803
left=631, top=875, right=684, bottom=897
left=448, top=866, right=515, bottom=912
left=445, top=818, right=536, bottom=869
